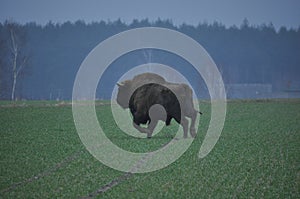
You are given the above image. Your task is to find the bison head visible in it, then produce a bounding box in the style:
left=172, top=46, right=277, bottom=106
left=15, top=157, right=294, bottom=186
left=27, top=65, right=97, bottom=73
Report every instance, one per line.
left=116, top=80, right=132, bottom=109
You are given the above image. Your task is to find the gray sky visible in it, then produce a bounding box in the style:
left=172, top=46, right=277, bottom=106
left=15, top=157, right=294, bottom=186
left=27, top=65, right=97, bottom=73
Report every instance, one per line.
left=0, top=0, right=299, bottom=30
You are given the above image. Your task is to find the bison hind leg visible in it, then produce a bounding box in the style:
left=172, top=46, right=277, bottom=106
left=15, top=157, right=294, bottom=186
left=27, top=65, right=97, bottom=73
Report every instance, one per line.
left=189, top=110, right=198, bottom=138
left=180, top=117, right=189, bottom=138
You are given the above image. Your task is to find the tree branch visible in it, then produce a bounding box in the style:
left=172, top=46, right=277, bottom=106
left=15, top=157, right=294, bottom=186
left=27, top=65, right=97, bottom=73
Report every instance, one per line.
left=10, top=28, right=18, bottom=54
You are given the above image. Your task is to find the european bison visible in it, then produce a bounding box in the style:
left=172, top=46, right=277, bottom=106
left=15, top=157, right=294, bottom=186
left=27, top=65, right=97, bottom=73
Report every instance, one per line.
left=116, top=73, right=201, bottom=138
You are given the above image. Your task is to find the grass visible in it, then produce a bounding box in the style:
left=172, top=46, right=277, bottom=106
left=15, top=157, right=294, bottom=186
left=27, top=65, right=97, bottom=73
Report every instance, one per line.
left=0, top=100, right=299, bottom=198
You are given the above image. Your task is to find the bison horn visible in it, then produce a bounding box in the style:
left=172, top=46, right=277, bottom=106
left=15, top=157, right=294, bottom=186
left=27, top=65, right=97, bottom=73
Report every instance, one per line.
left=117, top=82, right=124, bottom=87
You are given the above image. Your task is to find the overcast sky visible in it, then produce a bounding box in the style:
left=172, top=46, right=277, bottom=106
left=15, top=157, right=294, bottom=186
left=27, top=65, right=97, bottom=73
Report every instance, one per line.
left=0, top=0, right=299, bottom=30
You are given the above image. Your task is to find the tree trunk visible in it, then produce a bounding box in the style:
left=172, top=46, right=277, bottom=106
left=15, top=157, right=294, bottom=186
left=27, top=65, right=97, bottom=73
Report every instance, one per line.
left=11, top=72, right=17, bottom=101
left=10, top=28, right=18, bottom=101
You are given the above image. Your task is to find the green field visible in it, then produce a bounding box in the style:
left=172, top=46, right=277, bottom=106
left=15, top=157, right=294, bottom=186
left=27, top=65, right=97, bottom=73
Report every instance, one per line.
left=0, top=100, right=299, bottom=198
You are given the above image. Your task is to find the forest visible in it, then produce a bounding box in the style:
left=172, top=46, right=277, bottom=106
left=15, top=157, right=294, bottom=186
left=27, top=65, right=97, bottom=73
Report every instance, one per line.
left=0, top=19, right=299, bottom=100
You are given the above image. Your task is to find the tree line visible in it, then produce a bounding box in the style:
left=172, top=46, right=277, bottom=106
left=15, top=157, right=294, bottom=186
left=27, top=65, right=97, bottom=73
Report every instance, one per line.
left=0, top=19, right=299, bottom=100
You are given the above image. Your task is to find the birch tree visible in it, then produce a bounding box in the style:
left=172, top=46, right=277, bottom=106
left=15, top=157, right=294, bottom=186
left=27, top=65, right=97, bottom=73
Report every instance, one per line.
left=6, top=22, right=28, bottom=100
left=0, top=40, right=4, bottom=96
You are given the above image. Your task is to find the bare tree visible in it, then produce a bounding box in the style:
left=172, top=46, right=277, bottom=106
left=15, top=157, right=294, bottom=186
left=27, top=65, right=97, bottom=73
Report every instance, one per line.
left=5, top=21, right=28, bottom=100
left=0, top=31, right=8, bottom=99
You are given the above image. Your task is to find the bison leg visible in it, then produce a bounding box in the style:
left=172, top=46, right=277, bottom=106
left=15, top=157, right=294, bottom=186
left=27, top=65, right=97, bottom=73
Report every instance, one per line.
left=166, top=115, right=172, bottom=126
left=146, top=104, right=166, bottom=138
left=132, top=121, right=157, bottom=138
left=180, top=117, right=189, bottom=138
left=133, top=122, right=150, bottom=134
left=146, top=119, right=158, bottom=138
left=189, top=110, right=198, bottom=138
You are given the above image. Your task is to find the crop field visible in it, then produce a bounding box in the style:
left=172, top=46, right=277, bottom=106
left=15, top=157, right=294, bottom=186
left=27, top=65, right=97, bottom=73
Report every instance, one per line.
left=0, top=100, right=299, bottom=198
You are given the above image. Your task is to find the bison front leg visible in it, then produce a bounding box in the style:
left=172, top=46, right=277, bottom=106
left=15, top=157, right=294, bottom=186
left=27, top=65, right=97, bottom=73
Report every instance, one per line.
left=132, top=121, right=157, bottom=138
left=146, top=119, right=158, bottom=138
left=146, top=104, right=165, bottom=138
left=133, top=122, right=150, bottom=135
left=132, top=111, right=151, bottom=135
